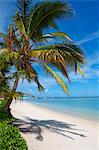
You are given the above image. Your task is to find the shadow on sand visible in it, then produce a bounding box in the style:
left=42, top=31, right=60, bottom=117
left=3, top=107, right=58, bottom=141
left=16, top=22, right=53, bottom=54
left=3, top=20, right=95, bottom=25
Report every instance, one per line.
left=13, top=117, right=86, bottom=141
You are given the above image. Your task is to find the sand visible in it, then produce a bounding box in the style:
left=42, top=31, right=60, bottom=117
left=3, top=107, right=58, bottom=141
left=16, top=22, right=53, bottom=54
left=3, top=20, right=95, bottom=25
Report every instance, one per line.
left=11, top=101, right=99, bottom=150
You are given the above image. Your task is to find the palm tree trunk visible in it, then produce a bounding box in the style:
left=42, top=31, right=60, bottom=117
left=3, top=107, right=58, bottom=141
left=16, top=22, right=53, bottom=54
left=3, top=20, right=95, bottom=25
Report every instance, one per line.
left=4, top=77, right=19, bottom=116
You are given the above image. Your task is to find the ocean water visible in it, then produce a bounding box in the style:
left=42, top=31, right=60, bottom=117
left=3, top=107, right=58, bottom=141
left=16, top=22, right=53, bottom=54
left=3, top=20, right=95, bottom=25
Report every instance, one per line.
left=24, top=97, right=99, bottom=120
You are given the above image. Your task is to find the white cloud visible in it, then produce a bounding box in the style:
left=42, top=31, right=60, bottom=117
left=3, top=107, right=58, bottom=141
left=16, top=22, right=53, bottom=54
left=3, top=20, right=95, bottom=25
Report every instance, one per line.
left=69, top=52, right=99, bottom=82
left=39, top=77, right=56, bottom=89
left=77, top=30, right=99, bottom=45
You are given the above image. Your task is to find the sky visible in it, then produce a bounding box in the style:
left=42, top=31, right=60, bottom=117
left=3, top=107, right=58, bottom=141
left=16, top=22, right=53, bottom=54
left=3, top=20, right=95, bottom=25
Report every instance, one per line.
left=0, top=0, right=99, bottom=97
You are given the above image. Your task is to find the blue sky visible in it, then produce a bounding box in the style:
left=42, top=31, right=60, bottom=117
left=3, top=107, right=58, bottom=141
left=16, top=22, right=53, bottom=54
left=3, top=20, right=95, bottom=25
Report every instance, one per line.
left=0, top=0, right=99, bottom=97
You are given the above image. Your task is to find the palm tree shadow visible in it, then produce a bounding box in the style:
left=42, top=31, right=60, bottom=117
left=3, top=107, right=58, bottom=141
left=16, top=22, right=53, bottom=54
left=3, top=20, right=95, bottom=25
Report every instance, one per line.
left=13, top=117, right=86, bottom=141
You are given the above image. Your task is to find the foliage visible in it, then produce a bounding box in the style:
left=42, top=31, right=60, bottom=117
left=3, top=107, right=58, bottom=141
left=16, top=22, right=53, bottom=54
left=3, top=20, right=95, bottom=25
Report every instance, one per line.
left=0, top=99, right=13, bottom=121
left=16, top=0, right=73, bottom=39
left=0, top=122, right=28, bottom=150
left=0, top=109, right=12, bottom=122
left=40, top=62, right=70, bottom=95
left=0, top=0, right=85, bottom=101
left=0, top=100, right=27, bottom=149
left=0, top=99, right=6, bottom=108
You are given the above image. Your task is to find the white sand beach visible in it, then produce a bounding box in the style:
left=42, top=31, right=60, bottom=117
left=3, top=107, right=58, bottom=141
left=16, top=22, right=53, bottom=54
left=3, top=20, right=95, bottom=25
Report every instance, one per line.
left=11, top=101, right=99, bottom=150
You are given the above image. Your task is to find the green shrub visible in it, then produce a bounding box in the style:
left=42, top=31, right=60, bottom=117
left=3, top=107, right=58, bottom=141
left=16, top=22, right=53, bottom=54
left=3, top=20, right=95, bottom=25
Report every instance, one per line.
left=0, top=108, right=13, bottom=122
left=0, top=99, right=13, bottom=122
left=0, top=122, right=28, bottom=150
left=0, top=100, right=28, bottom=149
left=0, top=99, right=7, bottom=108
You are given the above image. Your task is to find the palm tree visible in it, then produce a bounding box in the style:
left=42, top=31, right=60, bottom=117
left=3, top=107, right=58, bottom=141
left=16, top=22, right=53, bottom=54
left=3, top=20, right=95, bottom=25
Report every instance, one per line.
left=0, top=0, right=85, bottom=115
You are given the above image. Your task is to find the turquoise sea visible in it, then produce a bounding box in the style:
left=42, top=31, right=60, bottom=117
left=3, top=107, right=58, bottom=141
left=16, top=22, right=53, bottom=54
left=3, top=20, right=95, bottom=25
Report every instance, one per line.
left=24, top=97, right=99, bottom=120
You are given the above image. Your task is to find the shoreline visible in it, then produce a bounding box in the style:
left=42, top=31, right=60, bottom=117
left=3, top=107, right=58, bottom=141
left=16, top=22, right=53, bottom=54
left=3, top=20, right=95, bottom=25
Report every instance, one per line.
left=23, top=100, right=98, bottom=125
left=11, top=100, right=99, bottom=150
left=24, top=100, right=98, bottom=123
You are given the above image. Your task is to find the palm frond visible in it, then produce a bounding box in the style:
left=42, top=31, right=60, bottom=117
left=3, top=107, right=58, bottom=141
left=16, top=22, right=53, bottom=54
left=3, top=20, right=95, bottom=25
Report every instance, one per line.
left=74, top=61, right=77, bottom=73
left=17, top=0, right=32, bottom=15
left=14, top=64, right=44, bottom=92
left=0, top=32, right=7, bottom=39
left=34, top=43, right=85, bottom=64
left=13, top=13, right=28, bottom=40
left=42, top=32, right=72, bottom=41
left=26, top=0, right=73, bottom=38
left=26, top=64, right=44, bottom=91
left=30, top=43, right=85, bottom=82
left=17, top=0, right=32, bottom=28
left=78, top=63, right=84, bottom=77
left=35, top=61, right=70, bottom=96
left=55, top=61, right=71, bottom=83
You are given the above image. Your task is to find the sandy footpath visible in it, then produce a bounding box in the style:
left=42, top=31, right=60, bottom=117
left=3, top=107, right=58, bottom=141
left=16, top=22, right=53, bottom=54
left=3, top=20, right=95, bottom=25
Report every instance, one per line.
left=11, top=101, right=99, bottom=150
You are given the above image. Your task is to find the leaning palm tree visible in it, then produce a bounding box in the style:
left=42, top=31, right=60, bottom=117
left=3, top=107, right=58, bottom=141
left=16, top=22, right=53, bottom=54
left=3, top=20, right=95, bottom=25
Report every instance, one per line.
left=0, top=0, right=85, bottom=115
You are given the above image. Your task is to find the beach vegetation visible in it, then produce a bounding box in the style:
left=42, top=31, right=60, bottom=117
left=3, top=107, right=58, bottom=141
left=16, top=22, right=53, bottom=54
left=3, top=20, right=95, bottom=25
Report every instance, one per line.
left=0, top=99, right=28, bottom=150
left=0, top=122, right=28, bottom=150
